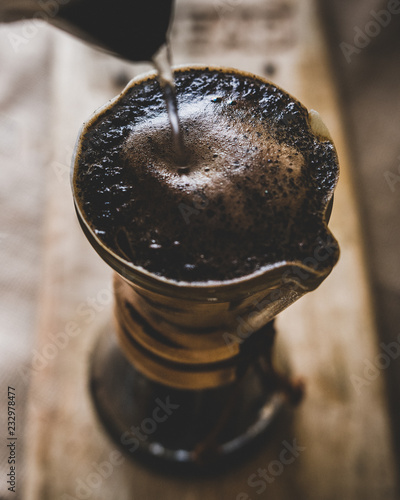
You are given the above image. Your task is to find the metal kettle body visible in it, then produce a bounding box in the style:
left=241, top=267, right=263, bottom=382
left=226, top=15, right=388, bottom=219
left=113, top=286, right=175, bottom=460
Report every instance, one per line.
left=0, top=0, right=174, bottom=61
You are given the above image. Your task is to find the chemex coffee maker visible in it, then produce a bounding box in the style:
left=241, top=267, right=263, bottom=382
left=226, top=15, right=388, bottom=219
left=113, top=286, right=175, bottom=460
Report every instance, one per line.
left=1, top=0, right=340, bottom=467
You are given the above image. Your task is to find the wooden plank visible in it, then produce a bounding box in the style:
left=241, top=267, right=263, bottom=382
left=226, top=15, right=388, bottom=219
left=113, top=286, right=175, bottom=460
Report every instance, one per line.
left=23, top=1, right=399, bottom=499
left=0, top=25, right=54, bottom=500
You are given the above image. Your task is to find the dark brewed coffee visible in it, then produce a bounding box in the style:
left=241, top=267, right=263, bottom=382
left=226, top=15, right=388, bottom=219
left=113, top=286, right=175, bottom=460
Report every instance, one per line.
left=73, top=67, right=339, bottom=282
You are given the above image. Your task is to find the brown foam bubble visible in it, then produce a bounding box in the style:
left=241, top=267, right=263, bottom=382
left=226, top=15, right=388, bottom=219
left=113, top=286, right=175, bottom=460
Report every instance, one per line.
left=73, top=67, right=339, bottom=282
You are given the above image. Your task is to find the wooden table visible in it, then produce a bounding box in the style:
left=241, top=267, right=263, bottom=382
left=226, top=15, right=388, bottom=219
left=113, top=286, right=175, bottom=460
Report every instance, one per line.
left=13, top=0, right=399, bottom=498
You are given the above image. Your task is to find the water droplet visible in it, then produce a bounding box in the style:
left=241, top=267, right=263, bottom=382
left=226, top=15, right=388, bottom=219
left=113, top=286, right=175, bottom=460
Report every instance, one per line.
left=184, top=263, right=196, bottom=271
left=150, top=243, right=162, bottom=250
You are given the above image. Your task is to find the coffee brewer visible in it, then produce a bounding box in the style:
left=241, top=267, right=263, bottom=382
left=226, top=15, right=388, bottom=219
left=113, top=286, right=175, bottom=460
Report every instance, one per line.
left=71, top=67, right=340, bottom=466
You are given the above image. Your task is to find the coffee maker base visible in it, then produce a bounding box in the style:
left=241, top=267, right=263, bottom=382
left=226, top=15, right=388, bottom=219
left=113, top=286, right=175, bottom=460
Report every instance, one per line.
left=88, top=321, right=294, bottom=470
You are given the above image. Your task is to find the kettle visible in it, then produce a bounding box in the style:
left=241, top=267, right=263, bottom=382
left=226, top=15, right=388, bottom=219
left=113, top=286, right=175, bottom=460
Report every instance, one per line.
left=0, top=0, right=174, bottom=61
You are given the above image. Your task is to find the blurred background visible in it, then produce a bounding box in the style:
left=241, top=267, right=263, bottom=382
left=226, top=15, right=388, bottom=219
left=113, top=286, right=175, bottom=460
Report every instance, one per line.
left=0, top=0, right=399, bottom=498
left=319, top=0, right=400, bottom=468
